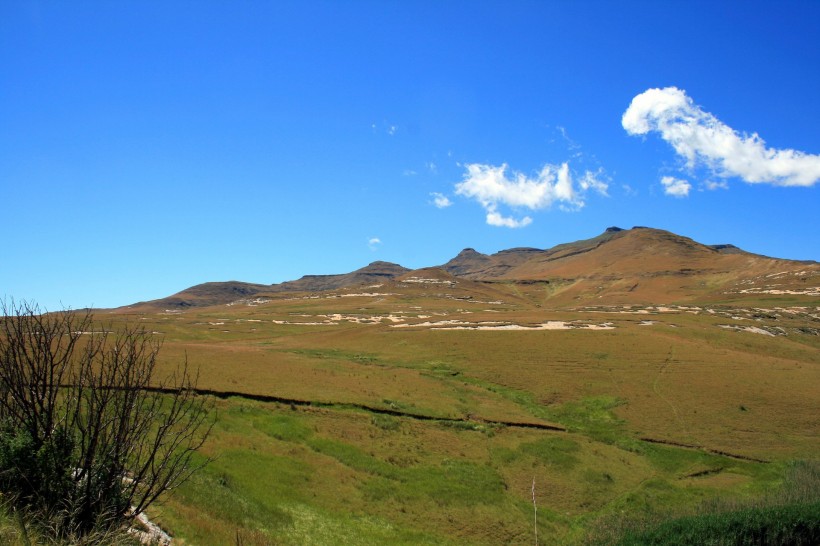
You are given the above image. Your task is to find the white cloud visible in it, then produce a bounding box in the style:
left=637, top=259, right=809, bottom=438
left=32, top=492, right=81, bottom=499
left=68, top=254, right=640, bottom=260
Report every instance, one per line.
left=486, top=207, right=532, bottom=228
left=579, top=169, right=609, bottom=196
left=661, top=176, right=691, bottom=197
left=368, top=237, right=381, bottom=250
left=623, top=87, right=820, bottom=187
left=430, top=192, right=452, bottom=208
left=454, top=162, right=607, bottom=228
left=555, top=125, right=581, bottom=153
left=704, top=180, right=729, bottom=191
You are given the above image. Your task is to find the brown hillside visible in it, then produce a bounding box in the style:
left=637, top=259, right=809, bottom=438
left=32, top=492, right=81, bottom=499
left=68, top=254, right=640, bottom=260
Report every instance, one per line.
left=119, top=227, right=819, bottom=310
left=276, top=261, right=410, bottom=293
left=492, top=227, right=819, bottom=304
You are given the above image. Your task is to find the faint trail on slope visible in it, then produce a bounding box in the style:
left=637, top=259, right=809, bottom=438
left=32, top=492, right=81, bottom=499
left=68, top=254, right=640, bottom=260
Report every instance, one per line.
left=652, top=346, right=692, bottom=441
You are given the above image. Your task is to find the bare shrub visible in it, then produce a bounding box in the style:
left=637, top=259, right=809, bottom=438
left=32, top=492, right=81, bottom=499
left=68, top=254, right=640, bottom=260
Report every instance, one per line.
left=0, top=300, right=213, bottom=539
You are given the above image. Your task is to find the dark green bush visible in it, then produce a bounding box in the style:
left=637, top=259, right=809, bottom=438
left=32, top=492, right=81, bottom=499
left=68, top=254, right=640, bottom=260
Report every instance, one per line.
left=615, top=501, right=820, bottom=545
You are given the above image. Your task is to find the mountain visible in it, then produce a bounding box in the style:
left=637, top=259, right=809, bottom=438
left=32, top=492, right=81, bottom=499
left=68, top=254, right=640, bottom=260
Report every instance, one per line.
left=274, top=261, right=410, bottom=292
left=479, top=227, right=819, bottom=304
left=441, top=226, right=625, bottom=279
left=127, top=261, right=410, bottom=310
left=136, top=281, right=272, bottom=309
left=122, top=227, right=819, bottom=310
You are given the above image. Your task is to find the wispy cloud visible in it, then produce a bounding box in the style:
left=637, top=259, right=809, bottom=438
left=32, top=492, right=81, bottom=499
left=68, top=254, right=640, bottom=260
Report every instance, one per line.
left=430, top=192, right=452, bottom=209
left=704, top=180, right=729, bottom=191
left=371, top=121, right=399, bottom=136
left=368, top=237, right=381, bottom=250
left=623, top=87, right=820, bottom=187
left=554, top=125, right=582, bottom=155
left=454, top=162, right=607, bottom=228
left=660, top=176, right=691, bottom=197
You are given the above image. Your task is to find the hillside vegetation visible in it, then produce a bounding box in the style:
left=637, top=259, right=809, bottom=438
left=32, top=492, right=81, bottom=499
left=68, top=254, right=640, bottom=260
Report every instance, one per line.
left=93, top=228, right=820, bottom=544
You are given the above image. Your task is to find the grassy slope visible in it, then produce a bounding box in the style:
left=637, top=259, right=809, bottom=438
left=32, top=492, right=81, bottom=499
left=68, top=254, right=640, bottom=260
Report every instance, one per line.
left=102, top=281, right=818, bottom=545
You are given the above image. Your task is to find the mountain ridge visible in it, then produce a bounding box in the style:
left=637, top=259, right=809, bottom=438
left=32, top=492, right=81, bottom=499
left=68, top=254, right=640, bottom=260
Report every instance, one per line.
left=122, top=227, right=819, bottom=310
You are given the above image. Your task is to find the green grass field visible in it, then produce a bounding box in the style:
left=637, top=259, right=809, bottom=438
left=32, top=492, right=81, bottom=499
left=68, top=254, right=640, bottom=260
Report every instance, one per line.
left=102, top=282, right=818, bottom=544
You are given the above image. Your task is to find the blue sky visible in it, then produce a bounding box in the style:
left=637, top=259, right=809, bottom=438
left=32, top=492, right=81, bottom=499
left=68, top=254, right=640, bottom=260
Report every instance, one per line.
left=2, top=1, right=819, bottom=310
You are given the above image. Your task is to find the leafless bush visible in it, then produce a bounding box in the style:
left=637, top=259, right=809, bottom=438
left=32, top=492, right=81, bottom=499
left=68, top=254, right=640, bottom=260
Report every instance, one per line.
left=0, top=300, right=213, bottom=539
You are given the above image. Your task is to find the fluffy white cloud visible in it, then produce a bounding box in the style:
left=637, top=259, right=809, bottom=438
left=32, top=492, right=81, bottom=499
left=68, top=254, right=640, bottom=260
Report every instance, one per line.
left=486, top=206, right=532, bottom=228
left=660, top=176, right=691, bottom=197
left=430, top=192, right=452, bottom=208
left=454, top=162, right=607, bottom=228
left=623, top=87, right=820, bottom=187
left=367, top=237, right=381, bottom=250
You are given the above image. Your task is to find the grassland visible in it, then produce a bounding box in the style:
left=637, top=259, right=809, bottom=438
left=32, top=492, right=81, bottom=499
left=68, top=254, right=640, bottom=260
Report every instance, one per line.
left=104, top=278, right=818, bottom=544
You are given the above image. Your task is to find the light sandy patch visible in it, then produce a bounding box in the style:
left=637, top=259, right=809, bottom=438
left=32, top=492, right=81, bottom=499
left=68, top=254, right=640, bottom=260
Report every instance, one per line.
left=718, top=325, right=777, bottom=336
left=402, top=277, right=457, bottom=286
left=583, top=308, right=650, bottom=314
left=586, top=322, right=615, bottom=330
left=329, top=292, right=396, bottom=298
left=431, top=321, right=616, bottom=331
left=392, top=320, right=494, bottom=329
left=272, top=320, right=336, bottom=326
left=737, top=288, right=820, bottom=296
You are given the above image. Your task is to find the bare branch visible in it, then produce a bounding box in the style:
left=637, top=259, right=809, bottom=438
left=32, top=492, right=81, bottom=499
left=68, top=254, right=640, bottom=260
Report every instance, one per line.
left=0, top=300, right=214, bottom=538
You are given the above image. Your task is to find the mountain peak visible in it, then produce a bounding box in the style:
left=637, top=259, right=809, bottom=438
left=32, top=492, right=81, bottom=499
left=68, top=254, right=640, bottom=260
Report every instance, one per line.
left=354, top=261, right=410, bottom=275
